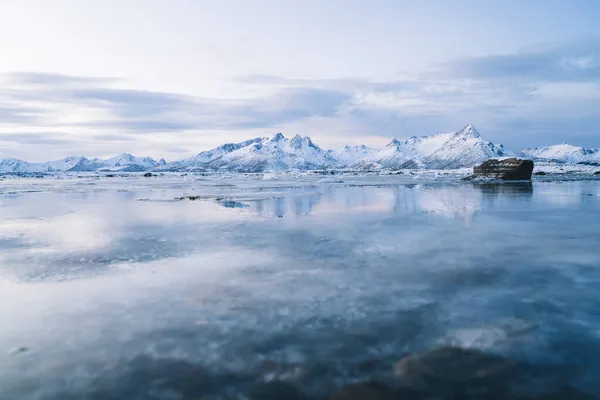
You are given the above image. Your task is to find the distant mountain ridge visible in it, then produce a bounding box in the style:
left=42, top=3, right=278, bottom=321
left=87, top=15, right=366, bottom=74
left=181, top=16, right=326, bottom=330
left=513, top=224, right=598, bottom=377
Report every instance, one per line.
left=518, top=144, right=600, bottom=164
left=1, top=125, right=598, bottom=173
left=0, top=153, right=166, bottom=174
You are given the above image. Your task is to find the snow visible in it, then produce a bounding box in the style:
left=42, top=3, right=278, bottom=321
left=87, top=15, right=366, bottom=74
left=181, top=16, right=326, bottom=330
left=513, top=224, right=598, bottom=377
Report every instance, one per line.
left=102, top=153, right=162, bottom=171
left=2, top=124, right=599, bottom=174
left=204, top=133, right=337, bottom=172
left=162, top=138, right=264, bottom=170
left=519, top=144, right=600, bottom=164
left=363, top=124, right=510, bottom=170
left=0, top=154, right=162, bottom=174
left=331, top=145, right=378, bottom=166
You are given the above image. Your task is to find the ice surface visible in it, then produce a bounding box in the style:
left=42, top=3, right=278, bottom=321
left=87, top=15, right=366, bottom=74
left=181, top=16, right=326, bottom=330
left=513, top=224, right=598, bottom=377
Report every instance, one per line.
left=1, top=174, right=600, bottom=398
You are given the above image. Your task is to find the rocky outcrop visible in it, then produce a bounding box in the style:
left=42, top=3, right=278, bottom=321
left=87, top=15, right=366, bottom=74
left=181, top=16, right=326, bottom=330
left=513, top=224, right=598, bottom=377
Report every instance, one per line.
left=473, top=158, right=534, bottom=180
left=330, top=381, right=395, bottom=400
left=594, top=171, right=600, bottom=175
left=394, top=346, right=516, bottom=386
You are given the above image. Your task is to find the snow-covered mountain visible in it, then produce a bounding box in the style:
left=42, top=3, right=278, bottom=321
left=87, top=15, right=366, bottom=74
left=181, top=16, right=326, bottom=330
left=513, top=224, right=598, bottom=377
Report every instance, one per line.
left=2, top=124, right=598, bottom=174
left=204, top=133, right=337, bottom=172
left=518, top=144, right=600, bottom=164
left=161, top=138, right=263, bottom=171
left=0, top=156, right=98, bottom=173
left=101, top=153, right=165, bottom=172
left=362, top=125, right=510, bottom=169
left=330, top=145, right=378, bottom=166
left=0, top=154, right=163, bottom=174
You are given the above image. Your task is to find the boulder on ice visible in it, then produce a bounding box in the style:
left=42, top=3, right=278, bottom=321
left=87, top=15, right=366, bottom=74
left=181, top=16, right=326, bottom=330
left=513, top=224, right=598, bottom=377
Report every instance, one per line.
left=473, top=158, right=534, bottom=180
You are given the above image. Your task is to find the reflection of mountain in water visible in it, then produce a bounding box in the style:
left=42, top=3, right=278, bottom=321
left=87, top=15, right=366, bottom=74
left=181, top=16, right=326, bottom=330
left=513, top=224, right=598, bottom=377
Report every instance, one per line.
left=228, top=183, right=538, bottom=221
left=249, top=193, right=323, bottom=218
left=475, top=182, right=534, bottom=196
left=412, top=185, right=482, bottom=225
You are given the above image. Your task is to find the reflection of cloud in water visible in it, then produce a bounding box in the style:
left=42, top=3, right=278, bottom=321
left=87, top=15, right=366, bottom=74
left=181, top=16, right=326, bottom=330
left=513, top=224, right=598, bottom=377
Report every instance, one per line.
left=534, top=181, right=597, bottom=207
left=0, top=212, right=113, bottom=252
left=0, top=193, right=254, bottom=281
left=411, top=185, right=482, bottom=224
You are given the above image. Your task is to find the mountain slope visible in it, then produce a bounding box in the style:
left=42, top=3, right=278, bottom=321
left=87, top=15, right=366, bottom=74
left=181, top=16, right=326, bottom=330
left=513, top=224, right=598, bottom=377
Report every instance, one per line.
left=518, top=144, right=600, bottom=164
left=205, top=133, right=336, bottom=172
left=331, top=145, right=378, bottom=166
left=101, top=153, right=163, bottom=172
left=0, top=154, right=161, bottom=173
left=162, top=138, right=263, bottom=170
left=364, top=125, right=510, bottom=169
left=2, top=125, right=598, bottom=173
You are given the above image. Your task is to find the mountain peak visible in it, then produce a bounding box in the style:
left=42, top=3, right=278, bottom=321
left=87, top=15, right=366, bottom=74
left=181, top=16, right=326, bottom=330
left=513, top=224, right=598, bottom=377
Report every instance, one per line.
left=457, top=124, right=481, bottom=138
left=290, top=134, right=303, bottom=149
left=303, top=136, right=318, bottom=149
left=386, top=138, right=401, bottom=148
left=272, top=132, right=285, bottom=142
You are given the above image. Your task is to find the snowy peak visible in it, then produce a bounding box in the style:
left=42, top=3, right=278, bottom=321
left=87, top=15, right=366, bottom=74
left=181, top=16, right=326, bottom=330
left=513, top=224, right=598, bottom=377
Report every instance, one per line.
left=366, top=125, right=509, bottom=169
left=289, top=134, right=304, bottom=149
left=3, top=125, right=599, bottom=174
left=386, top=138, right=402, bottom=148
left=163, top=138, right=263, bottom=170
left=271, top=132, right=285, bottom=142
left=0, top=153, right=160, bottom=173
left=201, top=132, right=333, bottom=172
left=101, top=153, right=160, bottom=171
left=518, top=144, right=600, bottom=163
left=456, top=124, right=481, bottom=138
left=333, top=144, right=377, bottom=165
left=288, top=135, right=318, bottom=150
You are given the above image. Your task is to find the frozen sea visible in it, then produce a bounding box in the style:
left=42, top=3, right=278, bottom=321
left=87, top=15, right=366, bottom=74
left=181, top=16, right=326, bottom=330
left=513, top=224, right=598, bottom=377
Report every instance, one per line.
left=1, top=172, right=600, bottom=399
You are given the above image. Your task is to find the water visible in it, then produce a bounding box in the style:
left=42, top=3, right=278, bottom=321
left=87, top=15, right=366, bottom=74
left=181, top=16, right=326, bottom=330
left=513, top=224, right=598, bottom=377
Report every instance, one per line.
left=1, top=174, right=599, bottom=399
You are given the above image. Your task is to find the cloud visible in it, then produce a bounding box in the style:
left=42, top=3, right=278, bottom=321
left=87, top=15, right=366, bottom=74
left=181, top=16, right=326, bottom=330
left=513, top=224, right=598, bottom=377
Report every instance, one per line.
left=0, top=132, right=70, bottom=145
left=0, top=105, right=49, bottom=124
left=5, top=72, right=121, bottom=86
left=2, top=39, right=600, bottom=160
left=1, top=74, right=352, bottom=134
left=440, top=40, right=600, bottom=83
left=167, top=147, right=190, bottom=154
left=91, top=134, right=137, bottom=142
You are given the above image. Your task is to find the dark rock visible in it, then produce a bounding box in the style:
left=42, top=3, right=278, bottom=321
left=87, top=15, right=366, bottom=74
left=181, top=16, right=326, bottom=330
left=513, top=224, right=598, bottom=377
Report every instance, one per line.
left=177, top=195, right=200, bottom=201
left=249, top=381, right=307, bottom=400
left=535, top=386, right=597, bottom=400
left=594, top=171, right=600, bottom=176
left=10, top=346, right=29, bottom=355
left=473, top=158, right=534, bottom=180
left=330, top=381, right=395, bottom=400
left=106, top=174, right=115, bottom=177
left=219, top=200, right=248, bottom=208
left=394, top=346, right=517, bottom=385
left=461, top=175, right=476, bottom=181
left=143, top=172, right=152, bottom=177
left=533, top=171, right=546, bottom=176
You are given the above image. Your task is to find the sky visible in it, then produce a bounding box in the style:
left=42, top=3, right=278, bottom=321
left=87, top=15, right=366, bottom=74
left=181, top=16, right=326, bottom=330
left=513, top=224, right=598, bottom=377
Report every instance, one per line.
left=1, top=0, right=599, bottom=161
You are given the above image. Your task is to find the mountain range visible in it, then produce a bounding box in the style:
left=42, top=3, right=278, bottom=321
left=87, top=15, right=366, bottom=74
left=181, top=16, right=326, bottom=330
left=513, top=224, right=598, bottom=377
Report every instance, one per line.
left=0, top=153, right=166, bottom=174
left=1, top=125, right=599, bottom=173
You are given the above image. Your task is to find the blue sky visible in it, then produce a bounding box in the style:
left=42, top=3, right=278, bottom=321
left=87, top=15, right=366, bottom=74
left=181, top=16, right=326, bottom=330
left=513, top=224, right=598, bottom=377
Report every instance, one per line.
left=0, top=0, right=599, bottom=161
